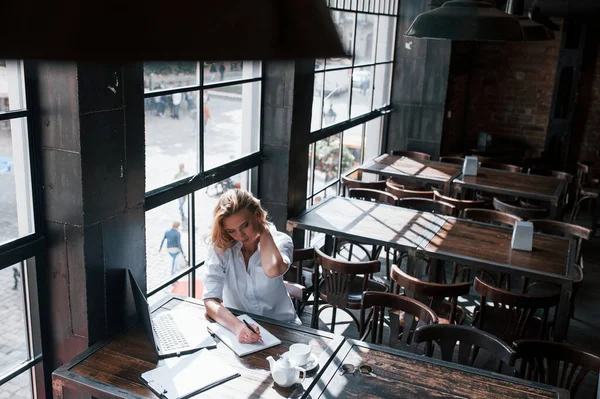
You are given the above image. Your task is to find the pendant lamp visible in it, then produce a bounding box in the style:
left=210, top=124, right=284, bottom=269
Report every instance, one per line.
left=405, top=0, right=524, bottom=42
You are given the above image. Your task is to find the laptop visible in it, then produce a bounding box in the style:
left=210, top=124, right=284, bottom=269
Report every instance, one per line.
left=128, top=270, right=216, bottom=358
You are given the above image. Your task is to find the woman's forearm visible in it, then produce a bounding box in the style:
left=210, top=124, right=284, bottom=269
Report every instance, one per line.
left=259, top=229, right=288, bottom=278
left=204, top=298, right=244, bottom=333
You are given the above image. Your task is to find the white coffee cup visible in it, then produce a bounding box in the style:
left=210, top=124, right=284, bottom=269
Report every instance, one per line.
left=289, top=343, right=312, bottom=366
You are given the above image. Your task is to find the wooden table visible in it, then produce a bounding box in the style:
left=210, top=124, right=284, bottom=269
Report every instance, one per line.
left=52, top=296, right=344, bottom=399
left=361, top=154, right=462, bottom=194
left=425, top=218, right=576, bottom=341
left=451, top=168, right=567, bottom=219
left=288, top=197, right=575, bottom=341
left=308, top=339, right=568, bottom=399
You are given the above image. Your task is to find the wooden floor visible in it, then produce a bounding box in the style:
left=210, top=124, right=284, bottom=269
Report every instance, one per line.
left=299, top=213, right=600, bottom=398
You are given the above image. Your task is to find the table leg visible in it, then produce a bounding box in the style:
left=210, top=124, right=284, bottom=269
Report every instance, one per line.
left=554, top=281, right=573, bottom=341
left=406, top=248, right=418, bottom=276
left=310, top=262, right=320, bottom=329
left=549, top=200, right=561, bottom=221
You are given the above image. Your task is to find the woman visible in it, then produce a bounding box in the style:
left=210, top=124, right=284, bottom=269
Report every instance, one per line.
left=159, top=221, right=187, bottom=274
left=202, top=189, right=297, bottom=344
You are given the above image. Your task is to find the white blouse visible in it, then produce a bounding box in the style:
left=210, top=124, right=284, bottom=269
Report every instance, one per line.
left=201, top=227, right=298, bottom=322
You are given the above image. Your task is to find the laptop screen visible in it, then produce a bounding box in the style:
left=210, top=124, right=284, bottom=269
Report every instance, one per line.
left=128, top=270, right=159, bottom=353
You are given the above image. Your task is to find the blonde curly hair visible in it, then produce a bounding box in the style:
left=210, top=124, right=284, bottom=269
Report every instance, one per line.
left=210, top=189, right=268, bottom=252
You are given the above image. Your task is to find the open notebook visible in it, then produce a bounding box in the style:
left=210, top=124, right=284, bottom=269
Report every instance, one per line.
left=140, top=348, right=239, bottom=399
left=207, top=314, right=281, bottom=357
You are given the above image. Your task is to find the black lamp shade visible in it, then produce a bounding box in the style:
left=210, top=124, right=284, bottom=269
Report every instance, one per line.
left=405, top=0, right=524, bottom=42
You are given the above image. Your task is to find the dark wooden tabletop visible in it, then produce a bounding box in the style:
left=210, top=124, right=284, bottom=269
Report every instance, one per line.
left=309, top=339, right=568, bottom=399
left=52, top=296, right=344, bottom=399
left=452, top=167, right=565, bottom=201
left=361, top=154, right=462, bottom=184
left=288, top=196, right=447, bottom=252
left=424, top=218, right=574, bottom=283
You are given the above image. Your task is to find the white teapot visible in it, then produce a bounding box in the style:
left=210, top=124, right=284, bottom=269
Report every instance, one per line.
left=266, top=356, right=306, bottom=387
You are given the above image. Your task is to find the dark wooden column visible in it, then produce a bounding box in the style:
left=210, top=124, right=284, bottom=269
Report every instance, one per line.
left=259, top=60, right=314, bottom=248
left=32, top=62, right=146, bottom=371
left=386, top=0, right=452, bottom=159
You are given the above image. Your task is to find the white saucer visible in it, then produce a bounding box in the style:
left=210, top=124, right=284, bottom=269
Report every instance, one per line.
left=281, top=352, right=319, bottom=371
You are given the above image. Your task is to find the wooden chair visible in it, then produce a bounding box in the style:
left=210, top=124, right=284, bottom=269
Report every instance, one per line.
left=348, top=188, right=398, bottom=206
left=312, top=247, right=388, bottom=332
left=472, top=277, right=560, bottom=344
left=385, top=180, right=434, bottom=199
left=569, top=161, right=598, bottom=224
left=414, top=324, right=517, bottom=373
left=398, top=198, right=455, bottom=216
left=433, top=190, right=486, bottom=215
left=481, top=162, right=523, bottom=173
left=439, top=156, right=465, bottom=165
left=359, top=291, right=438, bottom=351
left=514, top=340, right=600, bottom=398
left=390, top=150, right=431, bottom=161
left=390, top=265, right=470, bottom=325
left=341, top=173, right=387, bottom=196
left=460, top=208, right=523, bottom=226
left=283, top=248, right=315, bottom=316
left=529, top=220, right=591, bottom=271
left=492, top=197, right=549, bottom=220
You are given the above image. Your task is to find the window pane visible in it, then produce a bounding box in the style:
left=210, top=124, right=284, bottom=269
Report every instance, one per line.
left=148, top=274, right=190, bottom=306
left=146, top=202, right=191, bottom=292
left=311, top=73, right=324, bottom=132
left=351, top=66, right=373, bottom=118
left=307, top=143, right=314, bottom=196
left=376, top=16, right=396, bottom=63
left=204, top=82, right=261, bottom=171
left=0, top=369, right=32, bottom=399
left=0, top=263, right=30, bottom=376
left=364, top=117, right=384, bottom=161
left=354, top=14, right=377, bottom=66
left=203, top=61, right=261, bottom=85
left=145, top=90, right=200, bottom=192
left=323, top=70, right=351, bottom=128
left=313, top=184, right=338, bottom=205
left=314, top=134, right=341, bottom=192
left=373, top=63, right=392, bottom=109
left=326, top=11, right=355, bottom=68
left=194, top=169, right=255, bottom=265
left=144, top=62, right=200, bottom=93
left=343, top=126, right=363, bottom=175
left=315, top=59, right=325, bottom=72
left=0, top=60, right=26, bottom=111
left=0, top=117, right=35, bottom=245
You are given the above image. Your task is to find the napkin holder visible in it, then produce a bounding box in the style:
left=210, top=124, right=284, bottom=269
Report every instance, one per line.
left=511, top=221, right=533, bottom=252
left=462, top=156, right=478, bottom=176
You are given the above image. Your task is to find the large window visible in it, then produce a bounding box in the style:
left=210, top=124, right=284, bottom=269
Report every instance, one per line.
left=143, top=61, right=261, bottom=299
left=306, top=1, right=397, bottom=247
left=0, top=60, right=46, bottom=398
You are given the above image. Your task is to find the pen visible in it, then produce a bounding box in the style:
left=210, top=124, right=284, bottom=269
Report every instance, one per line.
left=243, top=319, right=264, bottom=344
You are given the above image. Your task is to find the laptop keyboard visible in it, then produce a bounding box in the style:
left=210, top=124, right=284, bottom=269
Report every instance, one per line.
left=152, top=312, right=190, bottom=352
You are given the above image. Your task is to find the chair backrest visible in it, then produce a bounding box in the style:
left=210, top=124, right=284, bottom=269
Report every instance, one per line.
left=492, top=197, right=549, bottom=220
left=439, top=156, right=465, bottom=165
left=481, top=161, right=523, bottom=173
left=473, top=277, right=560, bottom=343
left=390, top=265, right=470, bottom=324
left=314, top=246, right=380, bottom=309
left=348, top=188, right=398, bottom=206
left=413, top=324, right=516, bottom=373
left=287, top=247, right=315, bottom=284
left=360, top=291, right=438, bottom=351
left=386, top=180, right=434, bottom=199
left=433, top=190, right=486, bottom=213
left=575, top=161, right=592, bottom=190
left=461, top=208, right=523, bottom=227
left=341, top=174, right=387, bottom=196
left=390, top=150, right=431, bottom=161
left=514, top=339, right=600, bottom=398
left=398, top=197, right=455, bottom=216
left=529, top=219, right=591, bottom=267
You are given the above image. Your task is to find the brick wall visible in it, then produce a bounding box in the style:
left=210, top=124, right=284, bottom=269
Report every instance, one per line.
left=579, top=42, right=600, bottom=166
left=464, top=40, right=560, bottom=157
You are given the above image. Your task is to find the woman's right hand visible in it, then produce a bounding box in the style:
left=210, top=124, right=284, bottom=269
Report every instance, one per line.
left=234, top=322, right=261, bottom=344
